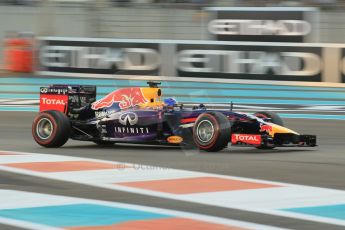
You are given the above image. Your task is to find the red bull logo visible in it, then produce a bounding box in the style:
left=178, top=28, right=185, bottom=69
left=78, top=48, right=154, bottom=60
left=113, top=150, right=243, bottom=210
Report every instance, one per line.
left=91, top=87, right=148, bottom=110
left=260, top=124, right=273, bottom=133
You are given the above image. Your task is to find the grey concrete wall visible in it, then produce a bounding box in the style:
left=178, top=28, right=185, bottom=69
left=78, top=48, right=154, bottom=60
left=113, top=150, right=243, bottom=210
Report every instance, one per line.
left=98, top=7, right=206, bottom=40
left=320, top=11, right=345, bottom=43
left=2, top=4, right=345, bottom=63
left=0, top=6, right=87, bottom=37
left=0, top=5, right=87, bottom=63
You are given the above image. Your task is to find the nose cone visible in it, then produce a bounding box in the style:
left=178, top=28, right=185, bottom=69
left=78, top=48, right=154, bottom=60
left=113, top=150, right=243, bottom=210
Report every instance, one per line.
left=266, top=123, right=299, bottom=136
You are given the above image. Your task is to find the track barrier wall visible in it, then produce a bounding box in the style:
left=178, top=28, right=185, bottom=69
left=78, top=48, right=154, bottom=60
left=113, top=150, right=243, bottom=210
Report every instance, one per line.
left=205, top=7, right=319, bottom=43
left=2, top=37, right=345, bottom=119
left=37, top=37, right=345, bottom=84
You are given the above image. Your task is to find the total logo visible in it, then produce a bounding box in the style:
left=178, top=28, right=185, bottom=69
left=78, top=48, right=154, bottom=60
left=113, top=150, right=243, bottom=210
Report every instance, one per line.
left=231, top=134, right=262, bottom=145
left=41, top=97, right=66, bottom=105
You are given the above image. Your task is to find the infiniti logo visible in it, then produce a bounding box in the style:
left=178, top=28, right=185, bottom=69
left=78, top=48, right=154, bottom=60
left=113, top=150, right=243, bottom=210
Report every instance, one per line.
left=119, top=112, right=138, bottom=126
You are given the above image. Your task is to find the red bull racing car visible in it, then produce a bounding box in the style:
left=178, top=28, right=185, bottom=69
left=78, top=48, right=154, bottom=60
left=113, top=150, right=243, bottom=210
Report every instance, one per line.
left=32, top=82, right=317, bottom=152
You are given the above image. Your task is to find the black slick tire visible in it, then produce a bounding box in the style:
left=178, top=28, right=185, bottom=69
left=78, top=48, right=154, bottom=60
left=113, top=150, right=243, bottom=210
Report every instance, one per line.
left=32, top=110, right=70, bottom=148
left=193, top=112, right=231, bottom=152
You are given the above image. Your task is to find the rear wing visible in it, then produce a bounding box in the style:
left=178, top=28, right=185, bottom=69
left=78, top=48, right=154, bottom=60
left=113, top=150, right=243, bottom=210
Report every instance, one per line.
left=39, top=85, right=96, bottom=114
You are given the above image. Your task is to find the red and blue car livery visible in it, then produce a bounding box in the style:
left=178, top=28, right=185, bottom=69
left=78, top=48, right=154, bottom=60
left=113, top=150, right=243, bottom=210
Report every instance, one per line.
left=32, top=82, right=317, bottom=152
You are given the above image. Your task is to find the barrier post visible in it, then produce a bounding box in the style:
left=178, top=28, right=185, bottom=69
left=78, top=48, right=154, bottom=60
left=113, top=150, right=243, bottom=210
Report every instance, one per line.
left=3, top=33, right=34, bottom=73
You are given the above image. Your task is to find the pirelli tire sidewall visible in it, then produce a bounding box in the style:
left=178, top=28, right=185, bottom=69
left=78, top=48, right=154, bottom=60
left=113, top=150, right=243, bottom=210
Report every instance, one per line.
left=32, top=110, right=71, bottom=148
left=193, top=112, right=231, bottom=152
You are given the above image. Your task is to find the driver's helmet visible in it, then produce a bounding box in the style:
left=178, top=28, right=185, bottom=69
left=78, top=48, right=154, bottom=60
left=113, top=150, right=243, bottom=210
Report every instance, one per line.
left=164, top=97, right=178, bottom=107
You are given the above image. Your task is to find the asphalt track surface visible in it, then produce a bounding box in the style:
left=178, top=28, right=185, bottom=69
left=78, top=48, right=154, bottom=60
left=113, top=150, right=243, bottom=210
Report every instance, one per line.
left=0, top=112, right=345, bottom=230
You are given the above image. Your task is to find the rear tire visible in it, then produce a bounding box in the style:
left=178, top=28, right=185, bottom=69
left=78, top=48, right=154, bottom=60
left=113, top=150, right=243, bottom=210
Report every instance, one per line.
left=193, top=112, right=231, bottom=152
left=32, top=110, right=70, bottom=148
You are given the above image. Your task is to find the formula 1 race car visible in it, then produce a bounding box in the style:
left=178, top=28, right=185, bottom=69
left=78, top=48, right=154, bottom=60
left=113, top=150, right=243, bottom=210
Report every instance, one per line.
left=32, top=82, right=317, bottom=152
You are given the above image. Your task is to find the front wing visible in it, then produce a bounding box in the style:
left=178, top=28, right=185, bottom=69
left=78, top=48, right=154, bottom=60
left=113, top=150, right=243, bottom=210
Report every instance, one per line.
left=231, top=133, right=317, bottom=148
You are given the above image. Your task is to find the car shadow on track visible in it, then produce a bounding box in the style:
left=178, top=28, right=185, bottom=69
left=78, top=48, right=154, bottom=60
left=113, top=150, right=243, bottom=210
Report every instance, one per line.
left=220, top=148, right=315, bottom=155
left=61, top=143, right=315, bottom=155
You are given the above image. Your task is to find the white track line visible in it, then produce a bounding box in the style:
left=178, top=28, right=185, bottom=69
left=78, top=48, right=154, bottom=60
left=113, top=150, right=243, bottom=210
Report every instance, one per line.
left=0, top=189, right=285, bottom=230
left=1, top=151, right=345, bottom=227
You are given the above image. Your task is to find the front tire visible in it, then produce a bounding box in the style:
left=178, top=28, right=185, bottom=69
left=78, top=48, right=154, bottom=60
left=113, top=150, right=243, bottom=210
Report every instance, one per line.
left=193, top=112, right=231, bottom=152
left=254, top=111, right=284, bottom=126
left=32, top=110, right=70, bottom=148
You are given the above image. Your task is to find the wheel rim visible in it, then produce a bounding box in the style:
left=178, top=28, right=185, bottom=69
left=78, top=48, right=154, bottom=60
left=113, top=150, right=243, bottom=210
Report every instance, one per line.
left=36, top=118, right=54, bottom=140
left=196, top=120, right=215, bottom=143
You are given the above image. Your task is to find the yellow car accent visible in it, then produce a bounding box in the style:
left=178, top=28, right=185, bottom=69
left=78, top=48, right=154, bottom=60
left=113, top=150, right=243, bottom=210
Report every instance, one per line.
left=139, top=87, right=164, bottom=109
left=268, top=123, right=299, bottom=137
